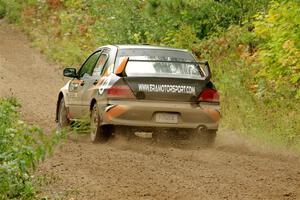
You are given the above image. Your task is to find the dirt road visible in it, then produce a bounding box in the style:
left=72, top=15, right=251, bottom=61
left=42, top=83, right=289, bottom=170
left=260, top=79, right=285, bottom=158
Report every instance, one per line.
left=1, top=20, right=300, bottom=200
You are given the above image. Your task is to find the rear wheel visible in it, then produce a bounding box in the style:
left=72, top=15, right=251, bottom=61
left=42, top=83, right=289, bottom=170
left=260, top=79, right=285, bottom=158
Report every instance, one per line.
left=193, top=129, right=216, bottom=147
left=57, top=98, right=69, bottom=130
left=90, top=103, right=112, bottom=143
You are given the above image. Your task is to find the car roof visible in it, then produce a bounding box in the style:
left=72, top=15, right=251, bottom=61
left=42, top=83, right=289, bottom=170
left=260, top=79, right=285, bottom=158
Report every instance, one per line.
left=97, top=44, right=188, bottom=52
left=116, top=45, right=188, bottom=52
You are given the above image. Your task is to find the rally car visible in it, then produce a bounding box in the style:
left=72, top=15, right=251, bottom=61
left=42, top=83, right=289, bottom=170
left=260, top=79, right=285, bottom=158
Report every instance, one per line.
left=56, top=45, right=220, bottom=145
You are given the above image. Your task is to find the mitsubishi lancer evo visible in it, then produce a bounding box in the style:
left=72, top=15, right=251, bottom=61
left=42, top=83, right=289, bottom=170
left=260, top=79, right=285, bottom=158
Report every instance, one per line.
left=56, top=45, right=220, bottom=146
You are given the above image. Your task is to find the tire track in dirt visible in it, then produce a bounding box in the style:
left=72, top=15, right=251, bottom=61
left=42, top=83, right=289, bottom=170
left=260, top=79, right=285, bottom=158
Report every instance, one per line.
left=1, top=20, right=300, bottom=200
left=0, top=20, right=64, bottom=131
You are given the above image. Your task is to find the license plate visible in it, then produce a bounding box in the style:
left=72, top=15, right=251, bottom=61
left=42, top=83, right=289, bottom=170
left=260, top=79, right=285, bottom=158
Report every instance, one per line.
left=155, top=113, right=178, bottom=124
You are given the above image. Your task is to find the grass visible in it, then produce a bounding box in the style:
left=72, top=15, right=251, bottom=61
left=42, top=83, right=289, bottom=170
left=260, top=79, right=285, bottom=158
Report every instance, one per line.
left=0, top=97, right=64, bottom=199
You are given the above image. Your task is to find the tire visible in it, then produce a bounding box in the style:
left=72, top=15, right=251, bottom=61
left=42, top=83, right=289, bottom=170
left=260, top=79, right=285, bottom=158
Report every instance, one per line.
left=194, top=129, right=217, bottom=147
left=57, top=98, right=69, bottom=130
left=90, top=103, right=112, bottom=143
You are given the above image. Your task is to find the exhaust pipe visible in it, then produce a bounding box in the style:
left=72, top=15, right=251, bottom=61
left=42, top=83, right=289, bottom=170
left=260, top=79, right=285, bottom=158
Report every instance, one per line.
left=197, top=125, right=207, bottom=133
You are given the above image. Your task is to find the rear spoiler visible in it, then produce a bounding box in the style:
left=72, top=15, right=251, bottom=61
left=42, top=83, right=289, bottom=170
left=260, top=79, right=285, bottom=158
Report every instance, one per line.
left=114, top=57, right=211, bottom=80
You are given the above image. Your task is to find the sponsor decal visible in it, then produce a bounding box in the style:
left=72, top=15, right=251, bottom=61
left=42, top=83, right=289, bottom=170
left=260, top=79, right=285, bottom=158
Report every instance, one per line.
left=138, top=84, right=196, bottom=95
left=99, top=76, right=112, bottom=95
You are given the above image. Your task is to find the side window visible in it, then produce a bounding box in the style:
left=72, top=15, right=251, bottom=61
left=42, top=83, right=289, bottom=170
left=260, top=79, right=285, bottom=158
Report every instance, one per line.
left=78, top=51, right=101, bottom=78
left=92, top=53, right=109, bottom=76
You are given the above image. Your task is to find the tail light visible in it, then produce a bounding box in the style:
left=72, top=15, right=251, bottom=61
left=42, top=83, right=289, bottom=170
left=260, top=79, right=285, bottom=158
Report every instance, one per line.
left=107, top=85, right=135, bottom=99
left=198, top=88, right=220, bottom=102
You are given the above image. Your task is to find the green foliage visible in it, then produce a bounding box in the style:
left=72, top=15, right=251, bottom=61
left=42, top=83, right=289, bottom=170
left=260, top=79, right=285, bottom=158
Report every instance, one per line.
left=1, top=0, right=270, bottom=66
left=144, top=0, right=269, bottom=39
left=0, top=98, right=63, bottom=199
left=0, top=0, right=6, bottom=19
left=197, top=26, right=300, bottom=148
left=254, top=0, right=300, bottom=98
left=2, top=0, right=22, bottom=23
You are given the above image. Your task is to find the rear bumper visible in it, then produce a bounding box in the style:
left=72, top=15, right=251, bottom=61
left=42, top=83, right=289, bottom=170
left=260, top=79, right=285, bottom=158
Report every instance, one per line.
left=100, top=100, right=220, bottom=130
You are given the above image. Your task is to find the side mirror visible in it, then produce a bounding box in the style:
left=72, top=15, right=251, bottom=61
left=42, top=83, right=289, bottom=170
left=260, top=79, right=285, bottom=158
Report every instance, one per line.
left=63, top=68, right=77, bottom=78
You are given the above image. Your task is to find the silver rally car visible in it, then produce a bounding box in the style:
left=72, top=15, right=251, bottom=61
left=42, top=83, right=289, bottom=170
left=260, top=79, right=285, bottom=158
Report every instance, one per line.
left=56, top=45, right=220, bottom=145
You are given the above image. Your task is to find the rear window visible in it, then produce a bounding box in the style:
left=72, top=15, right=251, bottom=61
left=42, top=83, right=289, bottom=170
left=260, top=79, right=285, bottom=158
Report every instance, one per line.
left=116, top=49, right=205, bottom=79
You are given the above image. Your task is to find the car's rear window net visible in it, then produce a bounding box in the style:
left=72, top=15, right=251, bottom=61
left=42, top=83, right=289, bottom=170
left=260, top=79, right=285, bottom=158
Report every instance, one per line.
left=124, top=58, right=209, bottom=80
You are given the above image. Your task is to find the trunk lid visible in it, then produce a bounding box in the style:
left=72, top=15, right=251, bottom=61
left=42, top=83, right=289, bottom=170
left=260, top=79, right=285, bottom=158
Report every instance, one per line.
left=124, top=77, right=208, bottom=102
left=113, top=48, right=212, bottom=102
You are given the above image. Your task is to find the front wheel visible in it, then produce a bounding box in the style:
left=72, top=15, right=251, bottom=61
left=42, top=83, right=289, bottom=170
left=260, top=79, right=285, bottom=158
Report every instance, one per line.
left=57, top=98, right=69, bottom=130
left=90, top=103, right=112, bottom=143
